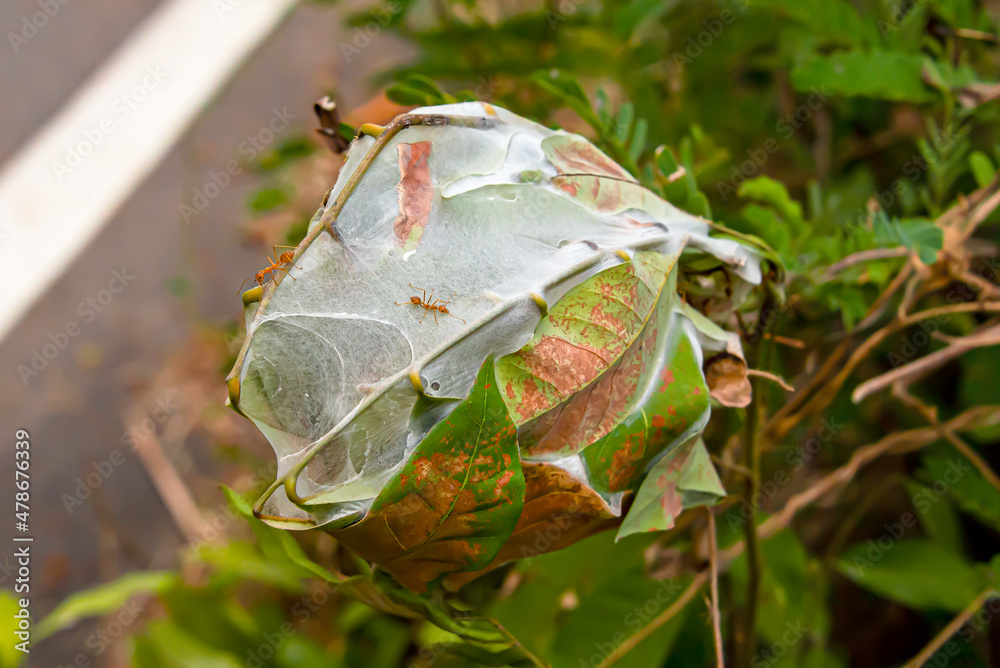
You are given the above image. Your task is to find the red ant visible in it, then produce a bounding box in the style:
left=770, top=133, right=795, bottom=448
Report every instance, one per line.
left=395, top=284, right=466, bottom=324
left=238, top=245, right=301, bottom=293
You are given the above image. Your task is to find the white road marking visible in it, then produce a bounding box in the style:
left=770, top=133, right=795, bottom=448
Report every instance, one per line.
left=0, top=0, right=299, bottom=344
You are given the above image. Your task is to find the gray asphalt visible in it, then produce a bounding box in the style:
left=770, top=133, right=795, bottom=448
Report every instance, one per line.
left=0, top=1, right=411, bottom=665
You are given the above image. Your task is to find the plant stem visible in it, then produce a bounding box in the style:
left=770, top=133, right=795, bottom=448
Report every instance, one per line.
left=707, top=508, right=725, bottom=668
left=736, top=332, right=771, bottom=668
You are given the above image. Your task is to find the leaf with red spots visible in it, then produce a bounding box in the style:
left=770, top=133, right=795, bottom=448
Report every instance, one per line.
left=615, top=437, right=725, bottom=541
left=551, top=173, right=669, bottom=214
left=336, top=357, right=525, bottom=592
left=542, top=134, right=636, bottom=181
left=580, top=320, right=710, bottom=494
left=443, top=461, right=617, bottom=590
left=542, top=134, right=671, bottom=214
left=497, top=247, right=686, bottom=460
left=393, top=141, right=434, bottom=251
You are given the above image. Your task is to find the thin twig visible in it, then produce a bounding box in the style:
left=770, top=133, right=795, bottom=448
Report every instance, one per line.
left=820, top=247, right=909, bottom=280
left=736, top=352, right=769, bottom=668
left=746, top=369, right=794, bottom=392
left=771, top=302, right=1000, bottom=439
left=124, top=405, right=211, bottom=543
left=854, top=262, right=915, bottom=333
left=594, top=573, right=709, bottom=668
left=762, top=333, right=805, bottom=348
left=901, top=589, right=998, bottom=668
left=851, top=322, right=1000, bottom=402
left=767, top=263, right=913, bottom=436
left=723, top=406, right=1000, bottom=564
left=954, top=28, right=1000, bottom=43
left=707, top=509, right=725, bottom=668
left=943, top=431, right=1000, bottom=499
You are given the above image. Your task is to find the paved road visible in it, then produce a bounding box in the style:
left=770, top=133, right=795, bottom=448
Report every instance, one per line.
left=0, top=2, right=411, bottom=664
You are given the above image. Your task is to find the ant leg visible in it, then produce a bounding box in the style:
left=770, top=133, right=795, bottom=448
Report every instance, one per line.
left=409, top=284, right=427, bottom=303
left=433, top=311, right=439, bottom=324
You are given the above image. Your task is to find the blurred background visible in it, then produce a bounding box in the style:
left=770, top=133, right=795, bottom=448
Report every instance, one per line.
left=0, top=1, right=410, bottom=665
left=3, top=0, right=1000, bottom=667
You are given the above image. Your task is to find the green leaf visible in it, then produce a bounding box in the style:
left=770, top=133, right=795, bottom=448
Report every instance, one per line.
left=872, top=212, right=943, bottom=264
left=579, top=312, right=711, bottom=495
left=220, top=486, right=342, bottom=584
left=248, top=186, right=290, bottom=213
left=386, top=74, right=457, bottom=106
left=969, top=151, right=997, bottom=189
left=905, top=480, right=964, bottom=555
left=918, top=451, right=1000, bottom=533
left=549, top=567, right=695, bottom=668
left=612, top=0, right=670, bottom=40
left=192, top=541, right=308, bottom=592
left=259, top=135, right=315, bottom=171
left=530, top=69, right=594, bottom=119
left=131, top=621, right=243, bottom=668
left=738, top=175, right=804, bottom=222
left=790, top=51, right=935, bottom=102
left=616, top=438, right=725, bottom=540
left=629, top=117, right=648, bottom=164
left=836, top=539, right=986, bottom=611
left=615, top=102, right=635, bottom=144
left=159, top=589, right=262, bottom=660
left=498, top=249, right=677, bottom=426
left=752, top=0, right=879, bottom=46
left=336, top=357, right=525, bottom=591
left=36, top=571, right=178, bottom=640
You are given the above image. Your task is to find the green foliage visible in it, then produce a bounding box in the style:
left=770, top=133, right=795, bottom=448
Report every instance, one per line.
left=836, top=539, right=989, bottom=612
left=920, top=451, right=1000, bottom=533
left=36, top=571, right=179, bottom=641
